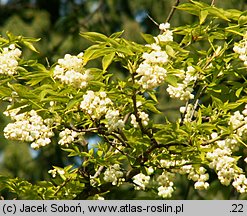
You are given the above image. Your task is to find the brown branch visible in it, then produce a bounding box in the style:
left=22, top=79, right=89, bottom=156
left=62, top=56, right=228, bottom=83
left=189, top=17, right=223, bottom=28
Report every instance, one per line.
left=166, top=0, right=180, bottom=23
left=53, top=177, right=72, bottom=196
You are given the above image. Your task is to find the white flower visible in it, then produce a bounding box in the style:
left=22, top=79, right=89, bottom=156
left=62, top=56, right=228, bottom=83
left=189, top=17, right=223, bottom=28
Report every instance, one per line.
left=136, top=49, right=168, bottom=89
left=132, top=173, right=150, bottom=190
left=232, top=174, right=247, bottom=193
left=194, top=181, right=209, bottom=190
left=0, top=44, right=22, bottom=75
left=130, top=111, right=149, bottom=128
left=105, top=109, right=124, bottom=132
left=167, top=66, right=197, bottom=101
left=157, top=171, right=175, bottom=198
left=158, top=185, right=174, bottom=198
left=159, top=22, right=170, bottom=31
left=142, top=50, right=168, bottom=64
left=80, top=91, right=112, bottom=120
left=130, top=114, right=138, bottom=128
left=54, top=53, right=91, bottom=88
left=155, top=31, right=173, bottom=43
left=4, top=110, right=54, bottom=149
left=179, top=104, right=195, bottom=122
left=233, top=34, right=247, bottom=65
left=58, top=128, right=84, bottom=146
left=147, top=167, right=154, bottom=175
left=103, top=164, right=124, bottom=186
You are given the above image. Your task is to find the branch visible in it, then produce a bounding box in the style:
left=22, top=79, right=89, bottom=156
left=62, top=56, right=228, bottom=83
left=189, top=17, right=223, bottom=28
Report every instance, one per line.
left=111, top=132, right=130, bottom=147
left=202, top=122, right=246, bottom=146
left=147, top=14, right=159, bottom=26
left=166, top=0, right=180, bottom=23
left=211, top=0, right=216, bottom=6
left=69, top=123, right=98, bottom=132
left=53, top=177, right=72, bottom=196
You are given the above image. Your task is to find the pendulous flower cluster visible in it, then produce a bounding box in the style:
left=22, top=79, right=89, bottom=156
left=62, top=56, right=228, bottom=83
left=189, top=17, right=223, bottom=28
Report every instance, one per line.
left=130, top=111, right=149, bottom=128
left=135, top=23, right=172, bottom=90
left=58, top=128, right=84, bottom=146
left=206, top=106, right=247, bottom=192
left=167, top=66, right=197, bottom=101
left=157, top=171, right=175, bottom=198
left=80, top=90, right=124, bottom=131
left=160, top=159, right=209, bottom=191
left=103, top=164, right=125, bottom=186
left=132, top=173, right=150, bottom=190
left=233, top=33, right=247, bottom=66
left=0, top=44, right=22, bottom=76
left=4, top=109, right=54, bottom=149
left=155, top=22, right=173, bottom=43
left=53, top=53, right=91, bottom=89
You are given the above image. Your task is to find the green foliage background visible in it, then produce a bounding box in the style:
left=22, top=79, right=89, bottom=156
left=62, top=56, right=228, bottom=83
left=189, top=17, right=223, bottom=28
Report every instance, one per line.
left=0, top=0, right=247, bottom=199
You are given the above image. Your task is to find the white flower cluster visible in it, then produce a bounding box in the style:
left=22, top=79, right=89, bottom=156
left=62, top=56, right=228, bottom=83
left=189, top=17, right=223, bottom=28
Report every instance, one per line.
left=54, top=53, right=91, bottom=89
left=154, top=23, right=173, bottom=43
left=233, top=34, right=247, bottom=66
left=58, top=128, right=84, bottom=146
left=167, top=66, right=197, bottom=101
left=4, top=110, right=54, bottom=149
left=103, top=164, right=125, bottom=186
left=132, top=173, right=150, bottom=190
left=135, top=23, right=173, bottom=90
left=80, top=90, right=124, bottom=131
left=105, top=109, right=124, bottom=132
left=206, top=106, right=247, bottom=192
left=160, top=159, right=209, bottom=190
left=80, top=91, right=112, bottom=119
left=179, top=104, right=196, bottom=123
left=186, top=166, right=209, bottom=190
left=229, top=107, right=247, bottom=138
left=0, top=44, right=22, bottom=76
left=136, top=49, right=168, bottom=89
left=233, top=174, right=247, bottom=193
left=48, top=167, right=65, bottom=178
left=130, top=111, right=149, bottom=128
left=157, top=171, right=175, bottom=198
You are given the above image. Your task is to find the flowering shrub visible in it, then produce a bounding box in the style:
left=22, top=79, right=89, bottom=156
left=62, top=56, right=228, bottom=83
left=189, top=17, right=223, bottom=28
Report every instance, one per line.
left=1, top=1, right=247, bottom=199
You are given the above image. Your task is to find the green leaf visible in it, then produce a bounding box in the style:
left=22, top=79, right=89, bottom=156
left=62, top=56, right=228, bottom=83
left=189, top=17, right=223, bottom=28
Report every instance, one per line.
left=206, top=7, right=230, bottom=21
left=144, top=101, right=161, bottom=114
left=140, top=33, right=155, bottom=44
left=102, top=52, right=115, bottom=72
left=199, top=9, right=208, bottom=24
left=236, top=87, right=243, bottom=98
left=223, top=102, right=242, bottom=110
left=165, top=75, right=177, bottom=86
left=176, top=3, right=200, bottom=16
left=110, top=31, right=124, bottom=38
left=166, top=45, right=176, bottom=58
left=238, top=11, right=247, bottom=26
left=147, top=91, right=158, bottom=103
left=22, top=41, right=39, bottom=53
left=211, top=95, right=223, bottom=107
left=80, top=32, right=108, bottom=43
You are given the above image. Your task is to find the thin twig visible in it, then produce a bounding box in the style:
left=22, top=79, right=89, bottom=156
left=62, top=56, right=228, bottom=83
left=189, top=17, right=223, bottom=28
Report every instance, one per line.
left=111, top=132, right=130, bottom=147
left=69, top=123, right=98, bottom=132
left=53, top=177, right=72, bottom=196
left=211, top=0, right=215, bottom=6
left=147, top=14, right=159, bottom=26
left=92, top=146, right=113, bottom=179
left=166, top=0, right=180, bottom=23
left=202, top=122, right=246, bottom=146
